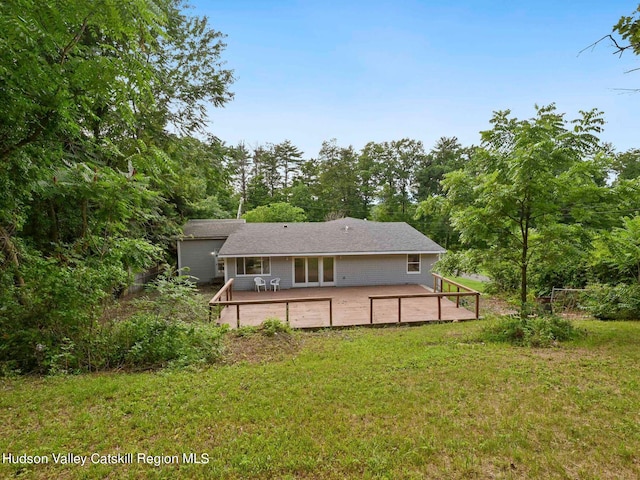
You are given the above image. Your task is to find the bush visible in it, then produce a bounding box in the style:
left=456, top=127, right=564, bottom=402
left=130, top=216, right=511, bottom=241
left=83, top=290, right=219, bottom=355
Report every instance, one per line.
left=235, top=325, right=259, bottom=338
left=0, top=265, right=226, bottom=375
left=582, top=284, right=640, bottom=320
left=259, top=317, right=292, bottom=337
left=482, top=314, right=583, bottom=347
left=134, top=267, right=207, bottom=323
left=107, top=314, right=226, bottom=369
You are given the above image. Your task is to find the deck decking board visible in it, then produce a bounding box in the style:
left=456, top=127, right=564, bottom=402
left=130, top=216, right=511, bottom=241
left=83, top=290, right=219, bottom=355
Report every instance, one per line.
left=216, top=285, right=478, bottom=329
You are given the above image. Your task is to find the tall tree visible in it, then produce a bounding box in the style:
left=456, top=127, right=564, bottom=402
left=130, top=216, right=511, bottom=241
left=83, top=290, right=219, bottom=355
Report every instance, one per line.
left=442, top=104, right=609, bottom=314
left=273, top=140, right=303, bottom=199
left=243, top=202, right=307, bottom=223
left=612, top=149, right=640, bottom=182
left=0, top=0, right=235, bottom=372
left=362, top=139, right=425, bottom=222
left=316, top=140, right=363, bottom=219
left=228, top=142, right=252, bottom=205
left=415, top=137, right=471, bottom=200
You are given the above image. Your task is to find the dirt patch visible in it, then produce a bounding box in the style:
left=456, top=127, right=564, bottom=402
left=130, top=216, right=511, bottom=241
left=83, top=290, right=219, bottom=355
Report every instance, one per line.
left=222, top=332, right=303, bottom=365
left=480, top=296, right=518, bottom=316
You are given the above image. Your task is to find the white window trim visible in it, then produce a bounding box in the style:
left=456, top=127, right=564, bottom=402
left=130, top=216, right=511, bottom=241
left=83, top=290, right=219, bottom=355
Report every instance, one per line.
left=407, top=254, right=421, bottom=274
left=235, top=257, right=272, bottom=276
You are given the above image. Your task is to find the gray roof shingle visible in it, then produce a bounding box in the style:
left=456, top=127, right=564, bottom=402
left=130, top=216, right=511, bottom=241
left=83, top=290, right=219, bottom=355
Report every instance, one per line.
left=181, top=219, right=246, bottom=239
left=216, top=218, right=445, bottom=257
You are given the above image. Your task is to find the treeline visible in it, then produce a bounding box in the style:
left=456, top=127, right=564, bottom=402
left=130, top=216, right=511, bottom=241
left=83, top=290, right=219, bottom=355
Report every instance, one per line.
left=227, top=136, right=471, bottom=247
left=0, top=0, right=237, bottom=373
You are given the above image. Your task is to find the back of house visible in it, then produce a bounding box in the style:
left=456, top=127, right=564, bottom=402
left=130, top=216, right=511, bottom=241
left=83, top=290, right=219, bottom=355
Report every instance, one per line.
left=177, top=217, right=445, bottom=290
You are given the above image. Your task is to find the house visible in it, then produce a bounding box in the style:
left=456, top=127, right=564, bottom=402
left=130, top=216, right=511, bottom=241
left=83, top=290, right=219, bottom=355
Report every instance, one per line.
left=177, top=217, right=445, bottom=290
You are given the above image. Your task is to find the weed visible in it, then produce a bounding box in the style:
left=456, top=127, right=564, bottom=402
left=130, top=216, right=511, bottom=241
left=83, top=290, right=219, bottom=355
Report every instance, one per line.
left=259, top=317, right=292, bottom=337
left=481, top=314, right=583, bottom=347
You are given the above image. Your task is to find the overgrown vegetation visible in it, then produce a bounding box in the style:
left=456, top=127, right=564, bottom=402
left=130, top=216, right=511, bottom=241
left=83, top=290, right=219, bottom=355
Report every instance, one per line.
left=582, top=284, right=640, bottom=320
left=481, top=314, right=584, bottom=348
left=0, top=270, right=227, bottom=375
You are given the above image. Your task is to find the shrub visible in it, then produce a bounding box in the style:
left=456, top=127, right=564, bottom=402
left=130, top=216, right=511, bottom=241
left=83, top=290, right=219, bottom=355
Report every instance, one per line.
left=108, top=314, right=227, bottom=369
left=235, top=326, right=259, bottom=338
left=259, top=317, right=292, bottom=337
left=482, top=314, right=583, bottom=347
left=582, top=284, right=640, bottom=320
left=135, top=267, right=207, bottom=323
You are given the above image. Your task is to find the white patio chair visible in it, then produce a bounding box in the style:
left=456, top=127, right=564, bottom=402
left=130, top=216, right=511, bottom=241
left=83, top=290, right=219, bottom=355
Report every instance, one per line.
left=254, top=277, right=267, bottom=292
left=270, top=277, right=280, bottom=291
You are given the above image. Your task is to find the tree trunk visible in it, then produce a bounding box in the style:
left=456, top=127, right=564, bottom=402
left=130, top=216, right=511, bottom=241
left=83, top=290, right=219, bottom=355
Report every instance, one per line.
left=520, top=221, right=529, bottom=318
left=520, top=257, right=528, bottom=318
left=0, top=225, right=26, bottom=288
left=81, top=199, right=88, bottom=238
left=49, top=201, right=59, bottom=243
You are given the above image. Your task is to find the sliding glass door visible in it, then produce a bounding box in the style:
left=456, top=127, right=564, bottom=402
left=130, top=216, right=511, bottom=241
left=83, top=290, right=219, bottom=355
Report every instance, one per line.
left=293, top=257, right=334, bottom=287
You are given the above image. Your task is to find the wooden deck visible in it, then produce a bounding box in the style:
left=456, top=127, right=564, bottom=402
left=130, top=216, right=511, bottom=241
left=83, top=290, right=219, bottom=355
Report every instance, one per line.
left=216, top=284, right=478, bottom=329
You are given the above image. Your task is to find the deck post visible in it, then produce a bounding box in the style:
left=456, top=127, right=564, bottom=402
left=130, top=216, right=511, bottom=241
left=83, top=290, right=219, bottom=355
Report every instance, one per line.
left=456, top=286, right=460, bottom=308
left=329, top=299, right=333, bottom=327
left=208, top=305, right=212, bottom=322
left=286, top=302, right=290, bottom=325
left=437, top=295, right=441, bottom=320
left=236, top=304, right=241, bottom=329
left=369, top=298, right=373, bottom=324
left=398, top=297, right=401, bottom=323
left=475, top=293, right=480, bottom=320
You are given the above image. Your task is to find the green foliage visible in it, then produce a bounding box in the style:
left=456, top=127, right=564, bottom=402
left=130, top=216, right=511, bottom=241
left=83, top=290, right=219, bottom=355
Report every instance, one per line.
left=0, top=0, right=235, bottom=376
left=612, top=149, right=640, bottom=182
left=259, top=317, right=292, bottom=337
left=103, top=271, right=227, bottom=369
left=0, top=250, right=126, bottom=374
left=235, top=325, right=259, bottom=338
left=582, top=284, right=640, bottom=320
left=0, top=264, right=225, bottom=374
left=138, top=267, right=207, bottom=322
left=442, top=104, right=610, bottom=314
left=482, top=259, right=520, bottom=294
left=315, top=140, right=369, bottom=219
left=591, top=216, right=640, bottom=285
left=613, top=5, right=640, bottom=57
left=414, top=195, right=459, bottom=249
left=243, top=202, right=307, bottom=223
left=482, top=315, right=583, bottom=347
left=414, top=137, right=472, bottom=200
left=432, top=251, right=479, bottom=277
left=108, top=314, right=226, bottom=369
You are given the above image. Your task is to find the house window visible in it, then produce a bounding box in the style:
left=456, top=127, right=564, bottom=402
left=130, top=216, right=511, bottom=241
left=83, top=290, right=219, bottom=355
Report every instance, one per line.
left=236, top=257, right=270, bottom=275
left=407, top=254, right=421, bottom=274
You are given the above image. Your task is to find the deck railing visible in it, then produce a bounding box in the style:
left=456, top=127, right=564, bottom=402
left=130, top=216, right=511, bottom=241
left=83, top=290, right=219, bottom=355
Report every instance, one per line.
left=212, top=297, right=333, bottom=329
left=208, top=278, right=234, bottom=322
left=368, top=275, right=480, bottom=323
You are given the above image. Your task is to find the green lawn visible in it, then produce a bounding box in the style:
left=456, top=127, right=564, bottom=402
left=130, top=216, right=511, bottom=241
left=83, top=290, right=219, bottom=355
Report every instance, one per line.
left=443, top=276, right=486, bottom=293
left=2, top=320, right=640, bottom=479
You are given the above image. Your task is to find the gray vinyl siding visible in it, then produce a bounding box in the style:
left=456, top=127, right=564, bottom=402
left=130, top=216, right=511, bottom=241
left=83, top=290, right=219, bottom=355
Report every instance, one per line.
left=226, top=254, right=439, bottom=290
left=226, top=256, right=292, bottom=291
left=178, top=239, right=225, bottom=284
left=335, top=254, right=437, bottom=289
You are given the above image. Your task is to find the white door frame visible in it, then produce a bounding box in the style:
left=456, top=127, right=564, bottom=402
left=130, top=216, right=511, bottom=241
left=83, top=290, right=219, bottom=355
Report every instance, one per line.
left=292, top=257, right=335, bottom=287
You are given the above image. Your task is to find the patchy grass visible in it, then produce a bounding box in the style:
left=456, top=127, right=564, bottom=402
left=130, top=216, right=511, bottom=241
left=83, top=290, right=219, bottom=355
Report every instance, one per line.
left=2, top=320, right=640, bottom=479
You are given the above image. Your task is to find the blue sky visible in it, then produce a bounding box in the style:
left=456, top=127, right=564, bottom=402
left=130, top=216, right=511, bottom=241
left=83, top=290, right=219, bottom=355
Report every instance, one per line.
left=192, top=1, right=639, bottom=156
